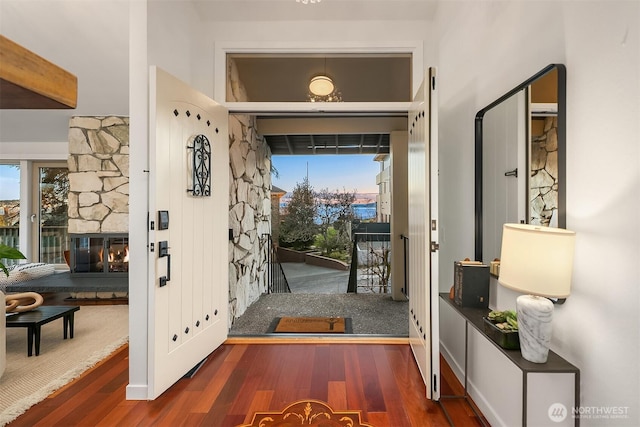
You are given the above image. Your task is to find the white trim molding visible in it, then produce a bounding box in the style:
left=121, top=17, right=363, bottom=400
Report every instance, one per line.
left=0, top=142, right=68, bottom=161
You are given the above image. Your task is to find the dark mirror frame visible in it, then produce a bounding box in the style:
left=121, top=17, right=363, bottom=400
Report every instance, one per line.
left=474, top=64, right=566, bottom=262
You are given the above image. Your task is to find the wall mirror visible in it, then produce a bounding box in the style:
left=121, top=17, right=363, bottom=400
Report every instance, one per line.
left=475, top=64, right=566, bottom=263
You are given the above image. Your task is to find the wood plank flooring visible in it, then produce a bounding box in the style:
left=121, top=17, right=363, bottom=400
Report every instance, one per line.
left=8, top=340, right=486, bottom=427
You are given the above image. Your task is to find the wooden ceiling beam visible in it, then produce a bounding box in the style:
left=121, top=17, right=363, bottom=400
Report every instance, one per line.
left=0, top=35, right=77, bottom=109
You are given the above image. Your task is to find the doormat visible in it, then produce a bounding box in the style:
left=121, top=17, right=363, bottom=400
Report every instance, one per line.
left=238, top=399, right=373, bottom=427
left=268, top=317, right=352, bottom=334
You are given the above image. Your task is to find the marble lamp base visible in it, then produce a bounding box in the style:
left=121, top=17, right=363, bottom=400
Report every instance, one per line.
left=516, top=294, right=554, bottom=363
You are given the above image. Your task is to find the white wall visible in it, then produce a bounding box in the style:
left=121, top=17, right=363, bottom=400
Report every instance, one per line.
left=126, top=0, right=149, bottom=400
left=435, top=1, right=639, bottom=425
left=0, top=0, right=129, bottom=144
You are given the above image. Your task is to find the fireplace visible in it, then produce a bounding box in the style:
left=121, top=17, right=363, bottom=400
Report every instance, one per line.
left=69, top=234, right=129, bottom=276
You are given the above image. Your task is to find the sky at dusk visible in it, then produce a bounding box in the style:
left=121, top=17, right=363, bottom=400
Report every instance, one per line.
left=271, top=155, right=380, bottom=195
left=0, top=165, right=20, bottom=200
left=0, top=156, right=381, bottom=201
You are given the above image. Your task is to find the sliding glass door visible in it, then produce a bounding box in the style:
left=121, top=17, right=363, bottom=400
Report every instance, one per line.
left=32, top=163, right=69, bottom=265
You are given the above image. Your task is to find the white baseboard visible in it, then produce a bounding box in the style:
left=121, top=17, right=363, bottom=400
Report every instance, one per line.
left=440, top=342, right=464, bottom=387
left=125, top=384, right=149, bottom=400
left=440, top=341, right=505, bottom=426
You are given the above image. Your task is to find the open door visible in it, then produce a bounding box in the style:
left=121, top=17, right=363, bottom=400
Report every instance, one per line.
left=147, top=67, right=229, bottom=399
left=408, top=68, right=440, bottom=400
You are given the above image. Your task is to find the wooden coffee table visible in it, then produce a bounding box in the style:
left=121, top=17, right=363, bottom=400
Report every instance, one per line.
left=6, top=306, right=80, bottom=356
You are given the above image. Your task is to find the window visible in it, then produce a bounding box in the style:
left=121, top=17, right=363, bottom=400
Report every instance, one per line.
left=0, top=164, right=21, bottom=265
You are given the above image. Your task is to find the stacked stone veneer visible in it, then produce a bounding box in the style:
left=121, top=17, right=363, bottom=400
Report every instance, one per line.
left=530, top=116, right=558, bottom=226
left=67, top=116, right=129, bottom=234
left=228, top=58, right=272, bottom=326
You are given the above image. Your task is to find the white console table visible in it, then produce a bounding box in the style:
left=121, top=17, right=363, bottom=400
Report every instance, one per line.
left=439, top=293, right=580, bottom=426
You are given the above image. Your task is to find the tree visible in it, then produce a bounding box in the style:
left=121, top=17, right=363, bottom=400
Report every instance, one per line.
left=40, top=167, right=69, bottom=226
left=279, top=177, right=317, bottom=250
left=315, top=187, right=356, bottom=256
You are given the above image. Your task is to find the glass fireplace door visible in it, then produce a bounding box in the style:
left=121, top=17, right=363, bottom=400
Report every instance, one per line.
left=70, top=234, right=129, bottom=276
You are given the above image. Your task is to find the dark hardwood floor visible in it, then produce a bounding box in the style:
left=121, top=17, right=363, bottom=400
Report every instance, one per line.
left=10, top=293, right=486, bottom=426
left=8, top=338, right=486, bottom=427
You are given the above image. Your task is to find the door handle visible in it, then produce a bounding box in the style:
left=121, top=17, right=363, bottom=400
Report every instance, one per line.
left=158, top=241, right=170, bottom=287
left=30, top=214, right=37, bottom=223
left=159, top=254, right=171, bottom=287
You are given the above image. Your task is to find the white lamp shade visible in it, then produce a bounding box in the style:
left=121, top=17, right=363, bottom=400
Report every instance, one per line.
left=498, top=223, right=576, bottom=298
left=309, top=75, right=334, bottom=96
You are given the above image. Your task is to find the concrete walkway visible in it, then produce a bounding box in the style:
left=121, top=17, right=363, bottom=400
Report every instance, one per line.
left=229, top=262, right=409, bottom=336
left=281, top=262, right=349, bottom=293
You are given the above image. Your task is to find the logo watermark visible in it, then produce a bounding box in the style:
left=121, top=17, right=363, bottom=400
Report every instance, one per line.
left=549, top=403, right=630, bottom=422
left=548, top=403, right=567, bottom=423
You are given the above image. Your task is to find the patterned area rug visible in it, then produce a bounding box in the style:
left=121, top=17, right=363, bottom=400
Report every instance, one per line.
left=268, top=317, right=353, bottom=334
left=239, top=399, right=374, bottom=427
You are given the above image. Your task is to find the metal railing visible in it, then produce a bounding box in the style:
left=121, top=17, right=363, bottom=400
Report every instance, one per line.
left=0, top=227, right=19, bottom=247
left=347, top=231, right=391, bottom=294
left=0, top=226, right=20, bottom=267
left=262, top=234, right=290, bottom=294
left=41, top=226, right=69, bottom=264
left=0, top=225, right=69, bottom=265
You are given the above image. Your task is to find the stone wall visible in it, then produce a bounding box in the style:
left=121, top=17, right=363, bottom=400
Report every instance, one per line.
left=227, top=58, right=272, bottom=326
left=67, top=116, right=129, bottom=233
left=530, top=116, right=558, bottom=226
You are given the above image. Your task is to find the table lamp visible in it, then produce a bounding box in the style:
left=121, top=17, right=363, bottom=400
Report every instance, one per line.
left=498, top=223, right=576, bottom=363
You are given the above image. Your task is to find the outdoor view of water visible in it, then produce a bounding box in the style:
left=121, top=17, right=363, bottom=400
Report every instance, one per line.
left=280, top=202, right=377, bottom=222
left=352, top=203, right=377, bottom=220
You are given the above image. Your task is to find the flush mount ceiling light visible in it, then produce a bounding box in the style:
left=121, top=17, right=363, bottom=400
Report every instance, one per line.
left=296, top=0, right=321, bottom=4
left=309, top=75, right=335, bottom=96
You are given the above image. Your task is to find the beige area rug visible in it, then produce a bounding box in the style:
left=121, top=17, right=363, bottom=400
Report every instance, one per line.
left=0, top=305, right=129, bottom=426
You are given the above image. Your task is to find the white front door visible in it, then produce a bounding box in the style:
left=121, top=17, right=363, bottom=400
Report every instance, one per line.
left=147, top=67, right=229, bottom=399
left=408, top=67, right=440, bottom=400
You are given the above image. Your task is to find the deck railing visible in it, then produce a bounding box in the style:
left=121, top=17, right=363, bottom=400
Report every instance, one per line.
left=0, top=226, right=21, bottom=267
left=41, top=226, right=69, bottom=264
left=347, top=231, right=391, bottom=294
left=0, top=225, right=69, bottom=265
left=262, top=234, right=290, bottom=294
